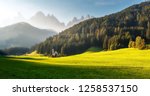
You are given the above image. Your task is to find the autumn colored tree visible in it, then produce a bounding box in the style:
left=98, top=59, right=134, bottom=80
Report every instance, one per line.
left=128, top=36, right=145, bottom=49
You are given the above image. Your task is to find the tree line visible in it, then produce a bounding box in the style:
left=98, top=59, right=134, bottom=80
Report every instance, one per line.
left=0, top=47, right=30, bottom=56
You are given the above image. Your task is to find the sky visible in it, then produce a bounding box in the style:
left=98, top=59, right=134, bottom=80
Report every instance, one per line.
left=0, top=0, right=145, bottom=26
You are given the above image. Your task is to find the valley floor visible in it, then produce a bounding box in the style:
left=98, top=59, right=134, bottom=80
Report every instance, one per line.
left=0, top=48, right=150, bottom=79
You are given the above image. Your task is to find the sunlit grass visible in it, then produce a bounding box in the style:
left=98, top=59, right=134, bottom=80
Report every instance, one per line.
left=15, top=48, right=150, bottom=67
left=0, top=48, right=150, bottom=79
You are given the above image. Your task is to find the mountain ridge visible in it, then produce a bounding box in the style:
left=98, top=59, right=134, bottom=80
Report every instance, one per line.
left=0, top=22, right=57, bottom=49
left=28, top=11, right=93, bottom=32
left=28, top=11, right=65, bottom=32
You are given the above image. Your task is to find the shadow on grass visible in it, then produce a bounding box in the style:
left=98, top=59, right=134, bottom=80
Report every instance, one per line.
left=6, top=56, right=46, bottom=60
left=0, top=56, right=150, bottom=79
left=87, top=47, right=103, bottom=52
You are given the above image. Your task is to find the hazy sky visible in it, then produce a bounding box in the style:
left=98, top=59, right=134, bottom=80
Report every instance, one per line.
left=0, top=0, right=145, bottom=25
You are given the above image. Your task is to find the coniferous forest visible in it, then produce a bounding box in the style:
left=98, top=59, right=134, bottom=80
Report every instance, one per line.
left=32, top=2, right=150, bottom=56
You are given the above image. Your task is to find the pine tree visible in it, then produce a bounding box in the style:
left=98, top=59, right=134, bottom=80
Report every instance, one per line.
left=146, top=22, right=150, bottom=39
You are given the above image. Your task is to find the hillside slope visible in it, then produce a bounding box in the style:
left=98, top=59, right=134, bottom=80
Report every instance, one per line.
left=33, top=2, right=150, bottom=56
left=0, top=22, right=57, bottom=49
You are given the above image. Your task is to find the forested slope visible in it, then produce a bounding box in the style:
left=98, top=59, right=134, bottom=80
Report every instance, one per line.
left=33, top=2, right=150, bottom=56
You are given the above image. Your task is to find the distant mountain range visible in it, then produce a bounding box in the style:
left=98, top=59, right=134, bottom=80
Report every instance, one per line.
left=0, top=11, right=93, bottom=49
left=0, top=11, right=93, bottom=33
left=66, top=15, right=93, bottom=29
left=0, top=22, right=57, bottom=49
left=28, top=11, right=65, bottom=32
left=28, top=11, right=93, bottom=32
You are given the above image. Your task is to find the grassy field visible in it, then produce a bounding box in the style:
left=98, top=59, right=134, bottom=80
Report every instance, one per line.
left=0, top=48, right=150, bottom=79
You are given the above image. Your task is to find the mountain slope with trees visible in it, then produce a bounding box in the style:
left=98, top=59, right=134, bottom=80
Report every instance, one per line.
left=33, top=2, right=150, bottom=56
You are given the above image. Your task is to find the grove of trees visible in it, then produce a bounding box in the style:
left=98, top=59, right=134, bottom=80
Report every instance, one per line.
left=128, top=36, right=145, bottom=49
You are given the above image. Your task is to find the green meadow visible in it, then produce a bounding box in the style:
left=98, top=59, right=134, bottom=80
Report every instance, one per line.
left=0, top=48, right=150, bottom=79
